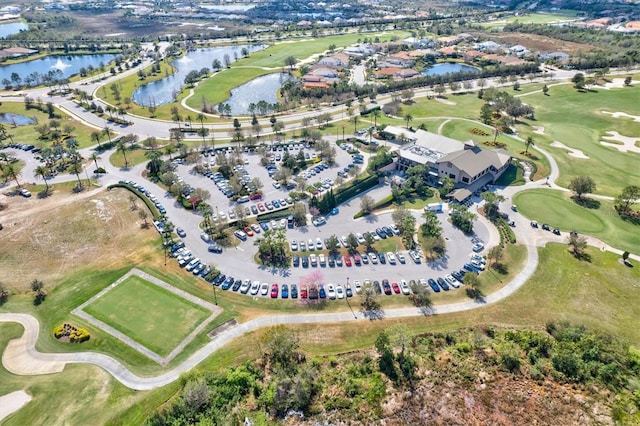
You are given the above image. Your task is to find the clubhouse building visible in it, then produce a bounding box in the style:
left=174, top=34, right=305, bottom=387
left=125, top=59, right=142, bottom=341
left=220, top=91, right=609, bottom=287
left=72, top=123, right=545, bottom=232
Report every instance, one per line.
left=389, top=127, right=512, bottom=202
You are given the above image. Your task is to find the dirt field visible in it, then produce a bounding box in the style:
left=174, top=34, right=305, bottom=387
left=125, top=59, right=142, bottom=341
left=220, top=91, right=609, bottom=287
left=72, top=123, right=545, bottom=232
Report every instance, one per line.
left=0, top=187, right=158, bottom=293
left=487, top=32, right=595, bottom=56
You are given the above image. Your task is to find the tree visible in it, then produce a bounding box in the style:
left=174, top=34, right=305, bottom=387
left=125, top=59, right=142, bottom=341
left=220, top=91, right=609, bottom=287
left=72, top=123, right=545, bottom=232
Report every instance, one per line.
left=421, top=210, right=442, bottom=237
left=284, top=55, right=297, bottom=70
left=346, top=233, right=359, bottom=250
left=408, top=282, right=432, bottom=314
left=624, top=76, right=632, bottom=87
left=568, top=232, right=588, bottom=259
left=481, top=191, right=505, bottom=219
left=261, top=326, right=303, bottom=375
left=33, top=165, right=50, bottom=193
left=360, top=281, right=383, bottom=319
left=463, top=272, right=481, bottom=299
left=487, top=245, right=504, bottom=268
left=138, top=209, right=149, bottom=228
left=615, top=185, right=640, bottom=212
left=450, top=204, right=477, bottom=233
left=542, top=84, right=549, bottom=96
left=291, top=202, right=307, bottom=226
left=404, top=113, right=413, bottom=129
left=568, top=176, right=596, bottom=200
left=571, top=73, right=585, bottom=90
left=359, top=194, right=375, bottom=213
left=117, top=140, right=129, bottom=168
left=0, top=285, right=9, bottom=305
left=326, top=235, right=340, bottom=256
left=31, top=279, right=46, bottom=305
left=375, top=331, right=397, bottom=381
left=524, top=136, right=534, bottom=154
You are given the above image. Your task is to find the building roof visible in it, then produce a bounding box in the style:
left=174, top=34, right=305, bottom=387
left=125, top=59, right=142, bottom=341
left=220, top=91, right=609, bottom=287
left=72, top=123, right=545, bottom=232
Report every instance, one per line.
left=397, top=130, right=466, bottom=164
left=437, top=146, right=511, bottom=178
left=449, top=188, right=472, bottom=202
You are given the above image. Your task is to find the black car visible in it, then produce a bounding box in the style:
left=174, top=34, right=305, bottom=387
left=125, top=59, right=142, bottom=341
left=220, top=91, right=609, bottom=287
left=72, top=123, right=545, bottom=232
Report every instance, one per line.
left=345, top=285, right=353, bottom=297
left=232, top=279, right=242, bottom=292
left=251, top=205, right=259, bottom=215
left=221, top=276, right=234, bottom=290
left=302, top=256, right=309, bottom=268
left=451, top=271, right=465, bottom=283
left=542, top=223, right=551, bottom=231
left=428, top=278, right=441, bottom=293
left=378, top=252, right=386, bottom=264
left=373, top=280, right=382, bottom=294
left=382, top=226, right=393, bottom=237
left=208, top=244, right=223, bottom=253
left=213, top=274, right=226, bottom=286
left=552, top=228, right=561, bottom=235
left=437, top=277, right=450, bottom=291
left=292, top=255, right=300, bottom=267
left=328, top=256, right=335, bottom=267
left=291, top=284, right=298, bottom=299
left=376, top=228, right=387, bottom=239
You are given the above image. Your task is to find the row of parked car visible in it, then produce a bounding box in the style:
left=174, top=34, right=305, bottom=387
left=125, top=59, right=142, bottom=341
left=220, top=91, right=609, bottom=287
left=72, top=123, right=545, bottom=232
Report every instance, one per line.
left=120, top=180, right=167, bottom=215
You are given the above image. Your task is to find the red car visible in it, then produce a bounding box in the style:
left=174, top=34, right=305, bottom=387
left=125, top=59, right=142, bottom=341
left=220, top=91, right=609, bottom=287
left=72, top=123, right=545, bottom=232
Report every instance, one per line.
left=249, top=192, right=262, bottom=200
left=353, top=254, right=362, bottom=265
left=244, top=226, right=254, bottom=237
left=344, top=255, right=352, bottom=267
left=392, top=282, right=401, bottom=294
left=257, top=203, right=265, bottom=212
left=300, top=285, right=308, bottom=298
left=270, top=283, right=279, bottom=298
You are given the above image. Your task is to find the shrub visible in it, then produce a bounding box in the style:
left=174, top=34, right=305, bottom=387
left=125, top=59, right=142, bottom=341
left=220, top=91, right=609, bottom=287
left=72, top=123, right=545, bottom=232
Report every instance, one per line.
left=53, top=325, right=65, bottom=338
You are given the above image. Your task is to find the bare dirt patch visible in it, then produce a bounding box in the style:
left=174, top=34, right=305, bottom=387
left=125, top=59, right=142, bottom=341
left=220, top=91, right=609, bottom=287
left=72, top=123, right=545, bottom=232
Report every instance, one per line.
left=487, top=32, right=594, bottom=56
left=0, top=187, right=158, bottom=292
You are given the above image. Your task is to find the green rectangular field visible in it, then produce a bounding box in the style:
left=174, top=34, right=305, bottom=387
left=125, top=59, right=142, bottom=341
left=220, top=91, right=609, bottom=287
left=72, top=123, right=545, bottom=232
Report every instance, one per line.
left=83, top=275, right=211, bottom=356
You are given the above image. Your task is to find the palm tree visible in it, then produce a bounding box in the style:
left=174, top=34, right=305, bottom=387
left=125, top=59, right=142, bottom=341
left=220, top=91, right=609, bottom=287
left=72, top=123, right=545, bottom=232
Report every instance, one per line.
left=372, top=109, right=381, bottom=128
left=404, top=113, right=413, bottom=129
left=4, top=163, right=21, bottom=187
left=351, top=114, right=360, bottom=132
left=164, top=144, right=177, bottom=160
left=524, top=136, right=534, bottom=154
left=90, top=153, right=101, bottom=170
left=34, top=165, right=50, bottom=193
left=69, top=161, right=83, bottom=189
left=145, top=149, right=162, bottom=176
left=90, top=130, right=102, bottom=148
left=196, top=113, right=205, bottom=130
left=102, top=126, right=113, bottom=144
left=117, top=140, right=129, bottom=168
left=367, top=127, right=374, bottom=144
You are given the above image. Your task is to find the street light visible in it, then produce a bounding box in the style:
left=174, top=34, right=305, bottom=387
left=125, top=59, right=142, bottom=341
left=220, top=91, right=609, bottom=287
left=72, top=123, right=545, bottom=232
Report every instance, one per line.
left=212, top=282, right=218, bottom=305
left=345, top=276, right=357, bottom=319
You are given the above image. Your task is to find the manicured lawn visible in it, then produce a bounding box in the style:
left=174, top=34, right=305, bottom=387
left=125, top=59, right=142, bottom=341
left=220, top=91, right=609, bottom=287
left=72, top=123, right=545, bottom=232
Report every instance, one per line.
left=482, top=10, right=579, bottom=27
left=515, top=83, right=640, bottom=196
left=109, top=146, right=149, bottom=168
left=83, top=274, right=211, bottom=357
left=494, top=163, right=525, bottom=186
left=513, top=189, right=640, bottom=253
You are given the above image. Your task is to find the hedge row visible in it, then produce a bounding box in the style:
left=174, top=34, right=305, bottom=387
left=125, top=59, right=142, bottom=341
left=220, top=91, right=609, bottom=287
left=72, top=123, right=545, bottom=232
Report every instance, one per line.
left=108, top=183, right=161, bottom=220
left=496, top=218, right=517, bottom=244
left=257, top=208, right=293, bottom=222
left=335, top=174, right=379, bottom=205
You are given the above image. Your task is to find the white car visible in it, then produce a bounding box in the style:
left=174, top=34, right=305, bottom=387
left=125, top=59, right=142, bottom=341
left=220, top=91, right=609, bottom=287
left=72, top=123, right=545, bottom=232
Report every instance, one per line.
left=369, top=252, right=378, bottom=264
left=318, top=253, right=326, bottom=266
left=312, top=216, right=326, bottom=226
left=353, top=280, right=362, bottom=293
left=260, top=282, right=269, bottom=296
left=308, top=239, right=315, bottom=251
left=396, top=252, right=406, bottom=264
left=471, top=259, right=486, bottom=270
left=316, top=238, right=323, bottom=250
left=386, top=252, right=396, bottom=265
left=240, top=279, right=251, bottom=294
left=400, top=279, right=411, bottom=295
left=356, top=233, right=365, bottom=244
left=445, top=274, right=459, bottom=289
left=340, top=236, right=348, bottom=247
left=310, top=253, right=317, bottom=266
left=290, top=240, right=298, bottom=251
left=250, top=281, right=260, bottom=295
left=335, top=284, right=344, bottom=299
left=272, top=181, right=281, bottom=189
left=327, top=283, right=336, bottom=299
left=471, top=254, right=486, bottom=264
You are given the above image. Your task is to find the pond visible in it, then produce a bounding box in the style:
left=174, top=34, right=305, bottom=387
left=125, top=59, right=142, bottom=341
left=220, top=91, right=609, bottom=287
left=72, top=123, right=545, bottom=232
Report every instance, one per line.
left=422, top=62, right=480, bottom=76
left=0, top=22, right=28, bottom=39
left=0, top=53, right=118, bottom=84
left=223, top=73, right=294, bottom=115
left=0, top=112, right=36, bottom=126
left=132, top=44, right=265, bottom=107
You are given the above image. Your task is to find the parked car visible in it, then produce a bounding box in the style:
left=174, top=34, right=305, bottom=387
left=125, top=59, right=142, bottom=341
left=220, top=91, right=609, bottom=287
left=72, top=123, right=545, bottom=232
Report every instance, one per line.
left=270, top=284, right=279, bottom=298
left=400, top=280, right=411, bottom=295
left=327, top=283, right=336, bottom=299
left=290, top=284, right=298, bottom=299
left=437, top=277, right=450, bottom=291
left=382, top=279, right=392, bottom=295
left=428, top=278, right=441, bottom=293
left=176, top=227, right=186, bottom=238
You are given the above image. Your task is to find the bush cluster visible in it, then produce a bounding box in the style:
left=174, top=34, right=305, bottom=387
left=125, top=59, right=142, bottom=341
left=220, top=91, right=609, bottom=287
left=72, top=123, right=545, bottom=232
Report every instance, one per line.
left=53, top=323, right=91, bottom=343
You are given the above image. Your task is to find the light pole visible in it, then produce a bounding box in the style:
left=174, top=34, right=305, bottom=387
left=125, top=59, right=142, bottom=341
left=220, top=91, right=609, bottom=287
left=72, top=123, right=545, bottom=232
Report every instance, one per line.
left=345, top=276, right=357, bottom=319
left=213, top=282, right=218, bottom=305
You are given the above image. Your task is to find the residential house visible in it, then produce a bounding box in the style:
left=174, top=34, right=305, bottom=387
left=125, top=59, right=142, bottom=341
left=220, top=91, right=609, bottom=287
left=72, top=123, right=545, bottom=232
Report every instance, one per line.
left=383, top=51, right=415, bottom=68
left=509, top=44, right=530, bottom=57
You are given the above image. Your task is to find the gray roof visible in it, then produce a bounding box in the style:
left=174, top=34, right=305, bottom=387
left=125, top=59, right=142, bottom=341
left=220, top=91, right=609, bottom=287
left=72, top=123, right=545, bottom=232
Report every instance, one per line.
left=438, top=147, right=510, bottom=177
left=397, top=130, right=466, bottom=165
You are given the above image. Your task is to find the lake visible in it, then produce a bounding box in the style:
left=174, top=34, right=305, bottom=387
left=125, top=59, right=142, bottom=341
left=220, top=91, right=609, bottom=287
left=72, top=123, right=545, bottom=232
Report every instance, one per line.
left=132, top=44, right=265, bottom=107
left=0, top=112, right=36, bottom=126
left=223, top=73, right=293, bottom=115
left=0, top=53, right=118, bottom=84
left=423, top=63, right=480, bottom=76
left=0, top=22, right=28, bottom=39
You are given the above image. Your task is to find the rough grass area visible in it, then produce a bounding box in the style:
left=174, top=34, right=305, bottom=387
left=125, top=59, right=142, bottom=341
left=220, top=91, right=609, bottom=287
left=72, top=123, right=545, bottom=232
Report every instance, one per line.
left=83, top=274, right=211, bottom=357
left=514, top=189, right=640, bottom=253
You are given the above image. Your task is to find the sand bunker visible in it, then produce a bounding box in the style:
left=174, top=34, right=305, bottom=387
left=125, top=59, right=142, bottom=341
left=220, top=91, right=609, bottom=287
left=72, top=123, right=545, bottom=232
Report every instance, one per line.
left=533, top=126, right=545, bottom=135
left=435, top=97, right=456, bottom=105
left=550, top=141, right=590, bottom=159
left=600, top=131, right=640, bottom=154
left=599, top=78, right=635, bottom=90
left=601, top=111, right=640, bottom=122
left=0, top=390, right=32, bottom=422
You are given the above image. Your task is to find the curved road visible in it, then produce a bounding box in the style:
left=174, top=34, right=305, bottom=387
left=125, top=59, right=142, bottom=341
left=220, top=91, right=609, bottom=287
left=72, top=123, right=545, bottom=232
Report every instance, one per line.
left=1, top=61, right=638, bottom=390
